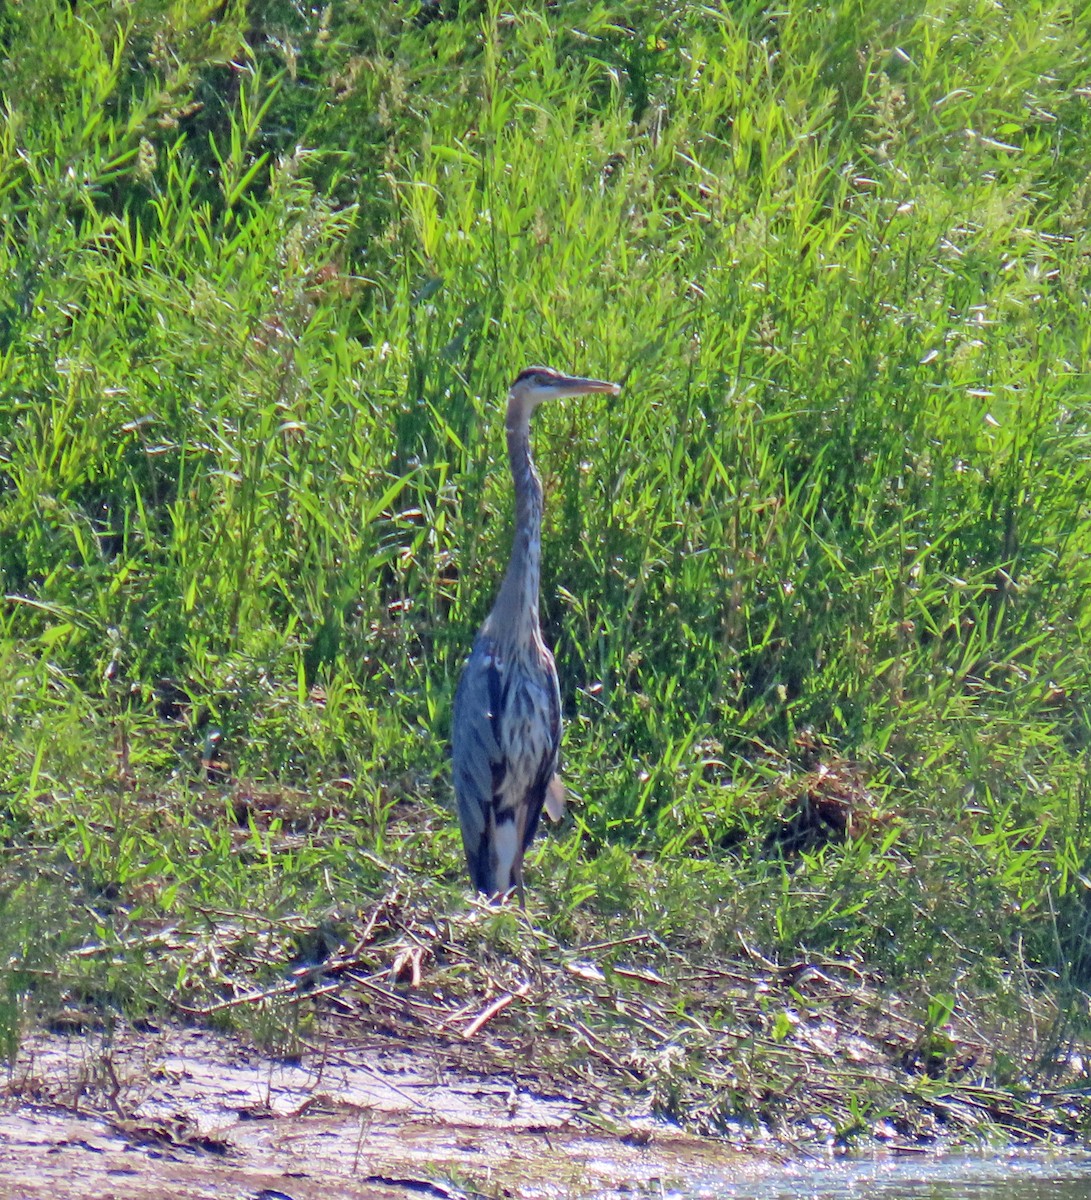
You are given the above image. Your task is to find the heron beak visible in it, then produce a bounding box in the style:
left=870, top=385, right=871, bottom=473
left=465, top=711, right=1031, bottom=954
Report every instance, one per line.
left=550, top=374, right=622, bottom=399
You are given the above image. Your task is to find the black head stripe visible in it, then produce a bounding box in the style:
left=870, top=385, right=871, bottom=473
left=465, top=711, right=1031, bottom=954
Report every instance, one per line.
left=511, top=366, right=557, bottom=387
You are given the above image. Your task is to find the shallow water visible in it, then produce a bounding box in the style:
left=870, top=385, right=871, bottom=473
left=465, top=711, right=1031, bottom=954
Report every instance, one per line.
left=678, top=1153, right=1091, bottom=1200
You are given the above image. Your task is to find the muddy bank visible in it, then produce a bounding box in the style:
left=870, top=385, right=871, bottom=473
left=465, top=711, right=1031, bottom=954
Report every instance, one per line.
left=0, top=1026, right=757, bottom=1199
left=4, top=883, right=1089, bottom=1197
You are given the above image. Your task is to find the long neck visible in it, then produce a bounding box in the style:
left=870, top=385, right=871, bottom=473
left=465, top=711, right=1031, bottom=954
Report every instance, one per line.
left=487, top=406, right=543, bottom=647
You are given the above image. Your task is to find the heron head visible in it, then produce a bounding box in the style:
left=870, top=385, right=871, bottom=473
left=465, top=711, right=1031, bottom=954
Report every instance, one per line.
left=507, top=366, right=620, bottom=423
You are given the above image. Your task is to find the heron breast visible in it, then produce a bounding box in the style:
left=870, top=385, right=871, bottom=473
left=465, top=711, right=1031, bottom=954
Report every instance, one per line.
left=496, top=669, right=558, bottom=789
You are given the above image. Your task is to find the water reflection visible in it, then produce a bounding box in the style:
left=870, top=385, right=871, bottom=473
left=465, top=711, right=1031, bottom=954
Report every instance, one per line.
left=681, top=1153, right=1091, bottom=1200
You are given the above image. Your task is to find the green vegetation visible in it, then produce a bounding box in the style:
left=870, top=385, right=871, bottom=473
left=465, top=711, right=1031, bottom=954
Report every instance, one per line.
left=2, top=0, right=1091, bottom=1141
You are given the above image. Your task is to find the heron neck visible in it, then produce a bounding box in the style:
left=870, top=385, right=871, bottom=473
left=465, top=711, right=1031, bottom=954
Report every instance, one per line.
left=489, top=411, right=543, bottom=645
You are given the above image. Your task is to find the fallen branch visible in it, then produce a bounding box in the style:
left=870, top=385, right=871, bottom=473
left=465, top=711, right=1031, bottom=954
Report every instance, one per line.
left=462, top=984, right=529, bottom=1040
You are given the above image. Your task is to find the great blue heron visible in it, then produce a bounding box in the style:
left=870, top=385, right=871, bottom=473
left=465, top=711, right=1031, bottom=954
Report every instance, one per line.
left=452, top=366, right=621, bottom=903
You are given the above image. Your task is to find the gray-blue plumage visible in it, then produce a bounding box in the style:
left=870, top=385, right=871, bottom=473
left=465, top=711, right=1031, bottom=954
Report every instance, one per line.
left=451, top=367, right=620, bottom=902
left=452, top=631, right=560, bottom=897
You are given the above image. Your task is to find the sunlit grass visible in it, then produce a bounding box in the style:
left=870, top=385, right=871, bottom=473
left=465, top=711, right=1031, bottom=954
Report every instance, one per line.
left=1, top=0, right=1091, bottom=1075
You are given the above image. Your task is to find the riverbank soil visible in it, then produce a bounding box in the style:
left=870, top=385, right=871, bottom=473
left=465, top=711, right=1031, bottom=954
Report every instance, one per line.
left=3, top=886, right=1089, bottom=1199
left=0, top=1025, right=763, bottom=1199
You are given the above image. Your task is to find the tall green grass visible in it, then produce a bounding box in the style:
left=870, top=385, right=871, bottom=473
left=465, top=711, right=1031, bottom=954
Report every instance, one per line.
left=2, top=0, right=1091, bottom=1024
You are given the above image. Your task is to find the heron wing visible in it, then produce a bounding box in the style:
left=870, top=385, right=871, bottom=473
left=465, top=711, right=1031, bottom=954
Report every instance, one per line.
left=451, top=637, right=505, bottom=889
